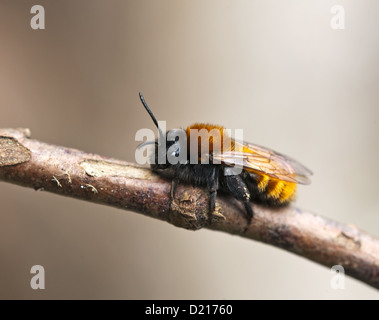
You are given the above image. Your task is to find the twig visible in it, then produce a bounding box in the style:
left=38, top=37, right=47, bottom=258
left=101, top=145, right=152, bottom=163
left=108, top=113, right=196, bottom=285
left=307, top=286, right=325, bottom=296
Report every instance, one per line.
left=0, top=128, right=378, bottom=289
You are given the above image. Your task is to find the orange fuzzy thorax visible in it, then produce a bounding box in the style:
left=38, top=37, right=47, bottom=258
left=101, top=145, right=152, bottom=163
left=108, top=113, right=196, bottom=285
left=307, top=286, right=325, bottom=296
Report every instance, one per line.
left=185, top=123, right=233, bottom=156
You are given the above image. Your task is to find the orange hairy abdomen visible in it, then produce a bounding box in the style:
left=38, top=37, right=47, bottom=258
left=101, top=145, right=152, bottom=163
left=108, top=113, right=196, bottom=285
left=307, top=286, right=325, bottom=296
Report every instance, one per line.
left=255, top=173, right=297, bottom=204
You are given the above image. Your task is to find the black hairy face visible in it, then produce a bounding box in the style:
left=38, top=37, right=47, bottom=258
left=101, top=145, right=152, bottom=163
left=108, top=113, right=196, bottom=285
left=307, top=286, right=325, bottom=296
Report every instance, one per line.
left=150, top=129, right=186, bottom=170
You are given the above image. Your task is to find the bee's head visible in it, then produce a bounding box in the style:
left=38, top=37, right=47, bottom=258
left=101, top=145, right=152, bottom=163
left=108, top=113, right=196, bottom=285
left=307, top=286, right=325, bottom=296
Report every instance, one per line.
left=149, top=129, right=185, bottom=170
left=138, top=93, right=186, bottom=169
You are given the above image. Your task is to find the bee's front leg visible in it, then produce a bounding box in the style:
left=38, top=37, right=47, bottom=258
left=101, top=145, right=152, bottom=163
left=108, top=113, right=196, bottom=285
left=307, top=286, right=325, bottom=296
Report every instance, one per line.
left=169, top=176, right=181, bottom=214
left=171, top=177, right=178, bottom=200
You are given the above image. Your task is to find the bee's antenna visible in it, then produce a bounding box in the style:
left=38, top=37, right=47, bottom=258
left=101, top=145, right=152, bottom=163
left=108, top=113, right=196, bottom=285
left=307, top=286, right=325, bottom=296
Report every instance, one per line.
left=137, top=140, right=158, bottom=150
left=139, top=92, right=159, bottom=129
left=139, top=92, right=165, bottom=144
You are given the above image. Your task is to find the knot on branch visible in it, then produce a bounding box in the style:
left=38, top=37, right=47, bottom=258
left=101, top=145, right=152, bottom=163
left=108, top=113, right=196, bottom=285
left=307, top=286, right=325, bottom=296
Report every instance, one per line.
left=169, top=186, right=225, bottom=230
left=0, top=136, right=31, bottom=166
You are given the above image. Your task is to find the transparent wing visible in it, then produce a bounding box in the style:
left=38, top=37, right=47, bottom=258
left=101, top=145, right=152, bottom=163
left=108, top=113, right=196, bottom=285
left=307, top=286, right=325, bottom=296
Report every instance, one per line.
left=213, top=140, right=313, bottom=184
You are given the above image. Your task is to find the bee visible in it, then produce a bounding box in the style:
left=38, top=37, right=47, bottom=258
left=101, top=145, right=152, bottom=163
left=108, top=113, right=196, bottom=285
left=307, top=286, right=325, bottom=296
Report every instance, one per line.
left=138, top=92, right=312, bottom=223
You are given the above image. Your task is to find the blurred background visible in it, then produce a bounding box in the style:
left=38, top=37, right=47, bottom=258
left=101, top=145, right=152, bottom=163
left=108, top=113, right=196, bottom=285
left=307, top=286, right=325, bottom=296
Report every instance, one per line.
left=0, top=0, right=378, bottom=299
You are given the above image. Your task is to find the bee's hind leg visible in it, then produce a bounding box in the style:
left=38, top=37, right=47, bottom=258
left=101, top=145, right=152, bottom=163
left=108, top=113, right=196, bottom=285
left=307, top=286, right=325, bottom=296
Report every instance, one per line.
left=223, top=168, right=253, bottom=224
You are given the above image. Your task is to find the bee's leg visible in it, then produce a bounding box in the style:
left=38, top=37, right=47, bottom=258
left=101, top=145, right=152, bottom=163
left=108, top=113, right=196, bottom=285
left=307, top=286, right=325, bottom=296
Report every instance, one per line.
left=224, top=168, right=253, bottom=223
left=170, top=177, right=179, bottom=211
left=207, top=167, right=219, bottom=221
left=169, top=177, right=179, bottom=211
left=171, top=177, right=178, bottom=199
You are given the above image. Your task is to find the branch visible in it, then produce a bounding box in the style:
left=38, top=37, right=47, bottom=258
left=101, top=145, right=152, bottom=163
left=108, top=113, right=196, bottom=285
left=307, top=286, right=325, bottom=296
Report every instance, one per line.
left=1, top=128, right=378, bottom=290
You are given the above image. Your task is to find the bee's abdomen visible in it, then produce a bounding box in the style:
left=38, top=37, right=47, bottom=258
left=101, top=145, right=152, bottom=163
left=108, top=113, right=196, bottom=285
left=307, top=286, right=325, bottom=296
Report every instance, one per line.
left=246, top=173, right=296, bottom=206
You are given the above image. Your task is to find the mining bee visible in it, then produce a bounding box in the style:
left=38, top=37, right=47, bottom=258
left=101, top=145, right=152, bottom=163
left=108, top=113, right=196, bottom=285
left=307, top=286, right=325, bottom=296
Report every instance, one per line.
left=138, top=93, right=312, bottom=223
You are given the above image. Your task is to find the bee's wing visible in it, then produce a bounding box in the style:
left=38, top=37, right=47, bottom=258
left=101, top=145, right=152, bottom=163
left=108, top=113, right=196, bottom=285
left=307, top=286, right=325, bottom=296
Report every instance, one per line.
left=213, top=140, right=313, bottom=184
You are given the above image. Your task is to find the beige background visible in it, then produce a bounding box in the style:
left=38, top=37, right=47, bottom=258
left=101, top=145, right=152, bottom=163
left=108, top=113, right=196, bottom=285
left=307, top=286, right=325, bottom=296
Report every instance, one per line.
left=0, top=0, right=378, bottom=299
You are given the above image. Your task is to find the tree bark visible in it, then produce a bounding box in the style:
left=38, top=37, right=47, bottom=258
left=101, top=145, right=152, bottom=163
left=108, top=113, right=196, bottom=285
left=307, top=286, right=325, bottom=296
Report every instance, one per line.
left=0, top=128, right=378, bottom=290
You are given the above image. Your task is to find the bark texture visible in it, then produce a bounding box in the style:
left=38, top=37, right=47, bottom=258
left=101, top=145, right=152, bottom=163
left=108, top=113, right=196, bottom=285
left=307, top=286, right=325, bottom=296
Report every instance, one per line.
left=0, top=128, right=378, bottom=290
